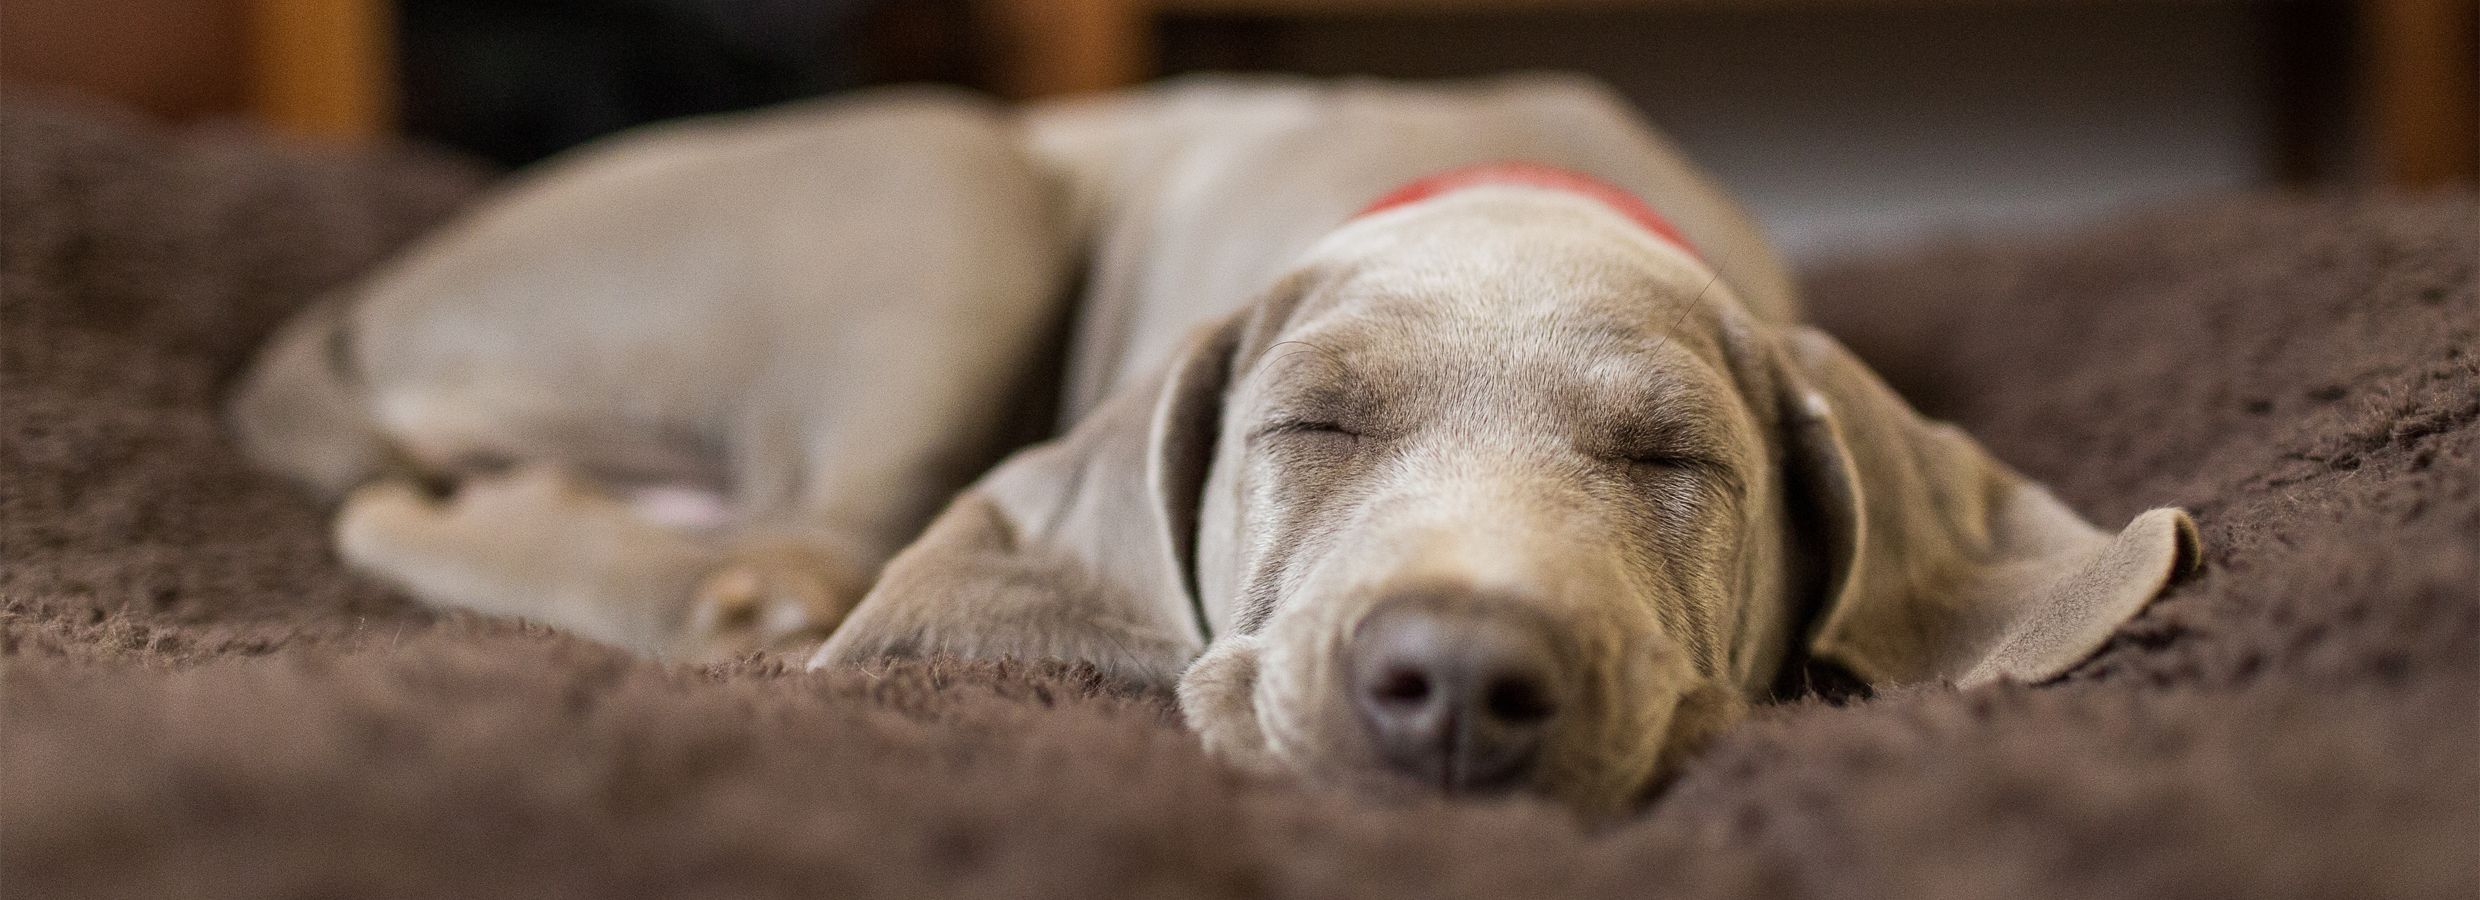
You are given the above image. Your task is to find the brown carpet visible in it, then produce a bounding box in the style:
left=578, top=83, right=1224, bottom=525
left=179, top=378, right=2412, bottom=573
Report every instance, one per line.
left=4, top=94, right=2474, bottom=900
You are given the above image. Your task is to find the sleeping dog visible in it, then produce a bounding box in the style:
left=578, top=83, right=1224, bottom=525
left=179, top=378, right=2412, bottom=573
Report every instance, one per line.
left=231, top=75, right=2196, bottom=813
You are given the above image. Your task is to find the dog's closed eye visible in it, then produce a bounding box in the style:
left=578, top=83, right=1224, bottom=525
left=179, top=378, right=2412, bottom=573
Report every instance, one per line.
left=1251, top=378, right=1379, bottom=442
left=1591, top=419, right=1716, bottom=468
left=1617, top=453, right=1698, bottom=474
left=1250, top=419, right=1368, bottom=470
left=1255, top=418, right=1361, bottom=439
left=1587, top=416, right=1748, bottom=502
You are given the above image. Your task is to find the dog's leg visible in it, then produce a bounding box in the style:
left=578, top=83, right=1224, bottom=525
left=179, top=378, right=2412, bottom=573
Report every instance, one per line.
left=337, top=466, right=856, bottom=660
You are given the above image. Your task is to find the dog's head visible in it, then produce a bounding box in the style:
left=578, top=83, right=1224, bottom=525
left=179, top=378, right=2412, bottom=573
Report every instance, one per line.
left=829, top=176, right=2196, bottom=815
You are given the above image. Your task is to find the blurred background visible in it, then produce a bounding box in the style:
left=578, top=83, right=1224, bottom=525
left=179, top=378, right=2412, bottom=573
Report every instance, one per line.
left=3, top=0, right=2471, bottom=262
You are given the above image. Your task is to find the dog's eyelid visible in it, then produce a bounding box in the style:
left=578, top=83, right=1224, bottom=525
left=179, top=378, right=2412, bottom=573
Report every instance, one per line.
left=1253, top=417, right=1362, bottom=439
left=1598, top=416, right=1717, bottom=460
left=1592, top=419, right=1743, bottom=486
left=1250, top=381, right=1378, bottom=440
left=1618, top=452, right=1747, bottom=502
left=1609, top=447, right=1719, bottom=474
left=1620, top=448, right=1695, bottom=466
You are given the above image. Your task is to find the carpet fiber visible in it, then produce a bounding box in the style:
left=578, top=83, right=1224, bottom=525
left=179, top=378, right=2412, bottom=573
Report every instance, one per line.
left=4, top=94, right=2474, bottom=900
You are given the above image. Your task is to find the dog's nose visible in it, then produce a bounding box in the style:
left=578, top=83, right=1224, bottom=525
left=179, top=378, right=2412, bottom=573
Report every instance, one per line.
left=1349, top=603, right=1563, bottom=791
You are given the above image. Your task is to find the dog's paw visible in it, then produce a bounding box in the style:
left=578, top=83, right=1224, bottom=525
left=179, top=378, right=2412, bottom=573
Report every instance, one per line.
left=681, top=546, right=867, bottom=661
left=334, top=480, right=453, bottom=566
left=806, top=572, right=1198, bottom=688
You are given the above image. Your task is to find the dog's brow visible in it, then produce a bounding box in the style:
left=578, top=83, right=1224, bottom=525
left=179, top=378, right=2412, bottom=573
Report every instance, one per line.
left=1250, top=339, right=1381, bottom=423
left=1610, top=396, right=1730, bottom=450
left=1256, top=339, right=1372, bottom=397
left=1262, top=339, right=1349, bottom=376
left=1578, top=356, right=1741, bottom=457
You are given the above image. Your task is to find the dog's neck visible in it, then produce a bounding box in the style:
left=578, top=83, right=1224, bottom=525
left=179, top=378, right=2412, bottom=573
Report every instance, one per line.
left=1354, top=162, right=1700, bottom=260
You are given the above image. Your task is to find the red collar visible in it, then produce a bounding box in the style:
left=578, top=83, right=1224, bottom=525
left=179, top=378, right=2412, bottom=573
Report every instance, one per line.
left=1354, top=162, right=1698, bottom=259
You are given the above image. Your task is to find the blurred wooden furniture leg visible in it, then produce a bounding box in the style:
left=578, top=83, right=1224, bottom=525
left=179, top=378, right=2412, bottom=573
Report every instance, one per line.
left=2364, top=0, right=2479, bottom=185
left=248, top=0, right=396, bottom=141
left=978, top=0, right=1152, bottom=99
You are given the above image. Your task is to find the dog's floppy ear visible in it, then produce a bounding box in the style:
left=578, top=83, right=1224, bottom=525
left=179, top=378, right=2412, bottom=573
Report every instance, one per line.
left=1770, top=326, right=2199, bottom=688
left=1176, top=632, right=1276, bottom=769
left=810, top=314, right=1245, bottom=686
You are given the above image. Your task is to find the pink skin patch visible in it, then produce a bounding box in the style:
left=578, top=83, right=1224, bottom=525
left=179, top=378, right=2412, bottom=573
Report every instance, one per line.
left=628, top=484, right=736, bottom=532
left=1354, top=162, right=1700, bottom=260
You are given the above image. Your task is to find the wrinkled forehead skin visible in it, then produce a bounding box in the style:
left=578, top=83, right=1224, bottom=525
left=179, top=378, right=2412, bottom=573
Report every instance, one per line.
left=1300, top=202, right=1744, bottom=421
left=1188, top=187, right=1788, bottom=812
left=1296, top=198, right=1734, bottom=370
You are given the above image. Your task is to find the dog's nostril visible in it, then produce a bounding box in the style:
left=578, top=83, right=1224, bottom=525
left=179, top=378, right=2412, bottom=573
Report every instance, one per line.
left=1483, top=675, right=1554, bottom=723
left=1372, top=667, right=1433, bottom=706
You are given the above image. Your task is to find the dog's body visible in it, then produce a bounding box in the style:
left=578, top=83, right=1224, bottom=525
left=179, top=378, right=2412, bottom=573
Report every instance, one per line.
left=232, top=75, right=2195, bottom=811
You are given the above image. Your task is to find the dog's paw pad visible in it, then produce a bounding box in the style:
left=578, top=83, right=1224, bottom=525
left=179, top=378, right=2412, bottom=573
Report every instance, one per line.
left=683, top=554, right=859, bottom=660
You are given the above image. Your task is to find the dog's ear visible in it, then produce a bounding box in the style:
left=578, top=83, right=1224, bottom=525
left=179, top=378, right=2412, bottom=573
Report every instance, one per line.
left=1176, top=632, right=1277, bottom=768
left=810, top=314, right=1246, bottom=686
left=1769, top=326, right=2199, bottom=688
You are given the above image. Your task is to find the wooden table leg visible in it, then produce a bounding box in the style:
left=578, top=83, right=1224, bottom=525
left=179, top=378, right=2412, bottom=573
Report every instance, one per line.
left=977, top=0, right=1153, bottom=99
left=248, top=0, right=395, bottom=141
left=2364, top=0, right=2479, bottom=185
